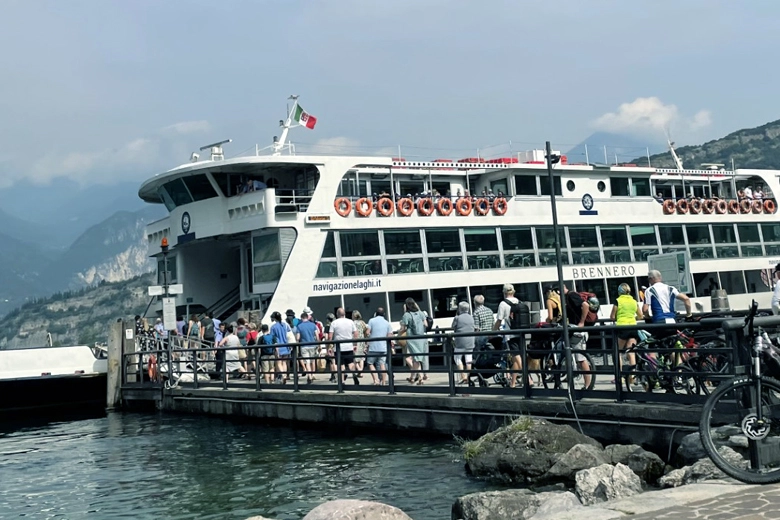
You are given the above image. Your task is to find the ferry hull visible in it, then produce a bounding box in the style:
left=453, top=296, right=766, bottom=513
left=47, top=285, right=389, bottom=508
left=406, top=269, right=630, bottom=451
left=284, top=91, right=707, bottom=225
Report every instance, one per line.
left=0, top=373, right=107, bottom=417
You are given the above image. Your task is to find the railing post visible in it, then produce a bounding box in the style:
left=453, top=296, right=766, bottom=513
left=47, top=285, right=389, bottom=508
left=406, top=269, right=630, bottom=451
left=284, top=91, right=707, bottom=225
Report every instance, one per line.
left=612, top=328, right=623, bottom=402
left=336, top=346, right=344, bottom=394
left=447, top=334, right=456, bottom=397
left=387, top=339, right=395, bottom=395
left=564, top=333, right=576, bottom=401
left=193, top=344, right=199, bottom=389
left=138, top=341, right=143, bottom=384
left=292, top=345, right=300, bottom=393
left=167, top=337, right=174, bottom=388
left=255, top=346, right=262, bottom=392
left=521, top=332, right=531, bottom=399
left=222, top=346, right=227, bottom=390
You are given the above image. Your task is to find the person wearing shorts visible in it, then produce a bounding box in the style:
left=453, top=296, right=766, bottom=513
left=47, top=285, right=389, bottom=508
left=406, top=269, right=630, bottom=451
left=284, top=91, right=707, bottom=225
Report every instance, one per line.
left=563, top=285, right=593, bottom=390
left=328, top=307, right=358, bottom=385
left=296, top=311, right=321, bottom=384
left=366, top=307, right=393, bottom=385
left=610, top=283, right=644, bottom=378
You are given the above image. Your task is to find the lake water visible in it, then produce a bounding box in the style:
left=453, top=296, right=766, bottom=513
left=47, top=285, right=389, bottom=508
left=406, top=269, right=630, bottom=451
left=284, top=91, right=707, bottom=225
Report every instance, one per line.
left=0, top=412, right=498, bottom=519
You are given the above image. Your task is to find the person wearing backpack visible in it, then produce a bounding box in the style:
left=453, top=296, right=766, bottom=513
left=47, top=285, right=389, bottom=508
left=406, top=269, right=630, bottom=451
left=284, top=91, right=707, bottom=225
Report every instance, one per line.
left=563, top=285, right=594, bottom=390
left=259, top=323, right=276, bottom=384
left=494, top=283, right=533, bottom=389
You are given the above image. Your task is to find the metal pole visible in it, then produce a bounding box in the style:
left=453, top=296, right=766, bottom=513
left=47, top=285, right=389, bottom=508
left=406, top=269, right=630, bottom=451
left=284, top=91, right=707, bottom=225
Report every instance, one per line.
left=545, top=141, right=575, bottom=396
left=447, top=335, right=456, bottom=397
left=336, top=346, right=344, bottom=394
left=387, top=339, right=396, bottom=395
left=292, top=345, right=300, bottom=393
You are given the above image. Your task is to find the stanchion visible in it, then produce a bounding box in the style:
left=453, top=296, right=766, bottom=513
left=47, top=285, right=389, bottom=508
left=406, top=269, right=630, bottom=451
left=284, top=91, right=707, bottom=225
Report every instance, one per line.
left=447, top=335, right=456, bottom=397
left=387, top=340, right=396, bottom=395
left=336, top=347, right=344, bottom=394
left=222, top=346, right=227, bottom=390
left=292, top=346, right=300, bottom=392
left=520, top=334, right=531, bottom=398
left=193, top=346, right=199, bottom=389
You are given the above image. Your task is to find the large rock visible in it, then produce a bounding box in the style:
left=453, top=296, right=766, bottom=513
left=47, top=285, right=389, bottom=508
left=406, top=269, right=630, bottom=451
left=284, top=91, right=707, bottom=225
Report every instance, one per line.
left=302, top=500, right=412, bottom=520
left=604, top=444, right=665, bottom=483
left=451, top=490, right=580, bottom=520
left=545, top=444, right=609, bottom=480
left=575, top=463, right=643, bottom=506
left=675, top=432, right=707, bottom=465
left=659, top=446, right=747, bottom=488
left=675, top=428, right=748, bottom=466
left=463, top=418, right=602, bottom=484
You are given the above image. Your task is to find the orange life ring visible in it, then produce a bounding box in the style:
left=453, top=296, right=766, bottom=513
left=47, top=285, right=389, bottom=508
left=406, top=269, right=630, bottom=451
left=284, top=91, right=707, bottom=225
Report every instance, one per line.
left=739, top=199, right=751, bottom=214
left=148, top=354, right=158, bottom=381
left=437, top=198, right=454, bottom=216
left=397, top=198, right=414, bottom=216
left=455, top=197, right=472, bottom=216
left=702, top=199, right=715, bottom=214
left=715, top=200, right=728, bottom=214
left=727, top=200, right=739, bottom=214
left=376, top=197, right=394, bottom=216
left=334, top=197, right=351, bottom=217
left=662, top=200, right=675, bottom=214
left=355, top=197, right=373, bottom=217
left=417, top=198, right=434, bottom=216
left=474, top=198, right=490, bottom=215
left=676, top=199, right=689, bottom=214
left=689, top=199, right=702, bottom=214
left=765, top=199, right=776, bottom=214
left=492, top=197, right=508, bottom=215
left=752, top=200, right=764, bottom=214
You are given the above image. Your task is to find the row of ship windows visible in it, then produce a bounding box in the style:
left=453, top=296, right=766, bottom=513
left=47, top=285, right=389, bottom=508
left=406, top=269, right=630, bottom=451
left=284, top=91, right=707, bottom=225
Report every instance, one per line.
left=308, top=269, right=771, bottom=321
left=315, top=223, right=780, bottom=278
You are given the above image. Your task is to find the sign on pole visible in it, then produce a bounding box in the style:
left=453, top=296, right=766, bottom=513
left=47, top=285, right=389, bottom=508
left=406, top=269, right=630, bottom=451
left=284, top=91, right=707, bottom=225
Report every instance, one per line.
left=162, top=297, right=177, bottom=331
left=148, top=286, right=164, bottom=296
left=648, top=251, right=692, bottom=294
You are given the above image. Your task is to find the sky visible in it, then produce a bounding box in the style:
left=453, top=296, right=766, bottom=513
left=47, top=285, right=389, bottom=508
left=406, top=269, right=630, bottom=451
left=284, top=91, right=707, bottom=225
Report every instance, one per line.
left=1, top=0, right=779, bottom=190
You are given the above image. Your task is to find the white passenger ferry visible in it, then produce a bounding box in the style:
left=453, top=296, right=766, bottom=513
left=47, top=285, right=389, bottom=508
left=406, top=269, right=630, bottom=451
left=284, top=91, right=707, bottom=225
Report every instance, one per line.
left=139, top=99, right=780, bottom=325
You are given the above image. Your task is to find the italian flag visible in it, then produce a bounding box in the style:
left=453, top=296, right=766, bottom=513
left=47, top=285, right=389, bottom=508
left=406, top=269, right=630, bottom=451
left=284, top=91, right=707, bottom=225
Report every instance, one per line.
left=294, top=104, right=317, bottom=129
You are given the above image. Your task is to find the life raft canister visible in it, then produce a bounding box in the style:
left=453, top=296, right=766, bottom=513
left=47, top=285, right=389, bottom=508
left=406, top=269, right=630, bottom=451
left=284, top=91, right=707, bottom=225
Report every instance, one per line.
left=334, top=197, right=351, bottom=217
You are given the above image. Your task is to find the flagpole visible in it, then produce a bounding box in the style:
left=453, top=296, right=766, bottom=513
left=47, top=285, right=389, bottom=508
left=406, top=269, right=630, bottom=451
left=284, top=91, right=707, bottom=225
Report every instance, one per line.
left=273, top=96, right=299, bottom=155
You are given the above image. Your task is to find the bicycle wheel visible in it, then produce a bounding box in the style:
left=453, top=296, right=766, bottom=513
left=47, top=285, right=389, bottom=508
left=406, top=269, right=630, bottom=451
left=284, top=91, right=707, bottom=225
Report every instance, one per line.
left=670, top=364, right=700, bottom=395
left=541, top=351, right=562, bottom=390
left=699, top=376, right=780, bottom=484
left=626, top=357, right=658, bottom=393
left=560, top=351, right=596, bottom=391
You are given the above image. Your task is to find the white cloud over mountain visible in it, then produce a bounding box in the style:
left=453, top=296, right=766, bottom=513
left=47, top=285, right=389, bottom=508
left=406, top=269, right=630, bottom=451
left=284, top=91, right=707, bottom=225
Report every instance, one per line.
left=591, top=97, right=712, bottom=137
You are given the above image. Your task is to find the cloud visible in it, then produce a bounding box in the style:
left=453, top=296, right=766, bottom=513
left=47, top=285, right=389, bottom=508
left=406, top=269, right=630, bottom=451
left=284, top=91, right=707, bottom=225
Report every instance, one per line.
left=26, top=121, right=210, bottom=186
left=591, top=97, right=712, bottom=136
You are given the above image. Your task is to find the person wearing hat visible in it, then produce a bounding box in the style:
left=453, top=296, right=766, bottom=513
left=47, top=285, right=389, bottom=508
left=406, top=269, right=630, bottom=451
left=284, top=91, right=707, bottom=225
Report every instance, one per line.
left=772, top=264, right=780, bottom=316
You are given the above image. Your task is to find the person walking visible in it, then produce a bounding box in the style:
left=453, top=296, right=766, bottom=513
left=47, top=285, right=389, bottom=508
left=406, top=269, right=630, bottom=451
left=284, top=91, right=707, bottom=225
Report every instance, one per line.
left=609, top=283, right=644, bottom=380
left=352, top=310, right=368, bottom=376
left=329, top=308, right=359, bottom=385
left=296, top=311, right=320, bottom=384
left=642, top=270, right=692, bottom=325
left=544, top=286, right=562, bottom=324
left=451, top=301, right=475, bottom=385
left=366, top=307, right=393, bottom=385
left=270, top=311, right=291, bottom=384
left=471, top=295, right=494, bottom=349
left=494, top=284, right=531, bottom=389
left=562, top=285, right=593, bottom=390
left=399, top=298, right=427, bottom=385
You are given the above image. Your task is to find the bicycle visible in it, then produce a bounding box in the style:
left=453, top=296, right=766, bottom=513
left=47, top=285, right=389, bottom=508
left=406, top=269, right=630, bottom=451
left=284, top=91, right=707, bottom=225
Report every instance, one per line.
left=699, top=301, right=780, bottom=484
left=540, top=329, right=596, bottom=391
left=622, top=329, right=700, bottom=395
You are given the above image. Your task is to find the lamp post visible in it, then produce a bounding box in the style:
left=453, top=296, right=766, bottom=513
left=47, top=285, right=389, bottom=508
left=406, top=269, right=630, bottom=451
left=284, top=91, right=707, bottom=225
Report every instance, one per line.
left=161, top=237, right=170, bottom=300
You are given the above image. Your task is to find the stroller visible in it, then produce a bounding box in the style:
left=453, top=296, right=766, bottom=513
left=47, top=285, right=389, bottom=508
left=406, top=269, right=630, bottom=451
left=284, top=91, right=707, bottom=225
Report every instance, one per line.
left=468, top=336, right=509, bottom=387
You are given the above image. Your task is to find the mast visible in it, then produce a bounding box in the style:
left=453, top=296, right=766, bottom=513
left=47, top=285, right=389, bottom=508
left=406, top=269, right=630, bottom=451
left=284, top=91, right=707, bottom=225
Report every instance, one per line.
left=667, top=139, right=684, bottom=170
left=273, top=95, right=299, bottom=155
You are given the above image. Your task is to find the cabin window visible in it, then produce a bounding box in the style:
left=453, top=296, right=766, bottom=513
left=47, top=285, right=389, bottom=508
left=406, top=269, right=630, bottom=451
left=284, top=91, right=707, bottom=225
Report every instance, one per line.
left=606, top=277, right=635, bottom=305
left=693, top=272, right=720, bottom=297
left=428, top=256, right=463, bottom=272
left=386, top=258, right=422, bottom=275
left=384, top=230, right=422, bottom=255
left=629, top=225, right=659, bottom=261
left=431, top=182, right=451, bottom=198
left=685, top=225, right=713, bottom=260
left=162, top=178, right=192, bottom=208
left=502, top=227, right=536, bottom=267
left=253, top=234, right=280, bottom=264
left=576, top=279, right=607, bottom=304
left=389, top=290, right=426, bottom=322
left=568, top=226, right=600, bottom=265
left=720, top=270, right=747, bottom=295
left=340, top=231, right=380, bottom=257
left=464, top=228, right=498, bottom=252
left=629, top=178, right=650, bottom=197
left=761, top=223, right=780, bottom=250
left=610, top=178, right=630, bottom=196
left=371, top=180, right=392, bottom=198
left=344, top=293, right=387, bottom=325
left=712, top=224, right=736, bottom=244
left=315, top=262, right=338, bottom=279
left=431, top=286, right=468, bottom=318
left=658, top=225, right=685, bottom=246
left=490, top=180, right=507, bottom=196
left=514, top=175, right=537, bottom=195
left=426, top=229, right=461, bottom=253
left=540, top=176, right=562, bottom=196
left=322, top=231, right=336, bottom=258
left=536, top=226, right=569, bottom=266
left=254, top=263, right=281, bottom=284
left=515, top=282, right=541, bottom=305
left=738, top=224, right=761, bottom=243
left=183, top=174, right=218, bottom=202
left=600, top=226, right=629, bottom=248
left=745, top=269, right=772, bottom=294
left=343, top=259, right=382, bottom=277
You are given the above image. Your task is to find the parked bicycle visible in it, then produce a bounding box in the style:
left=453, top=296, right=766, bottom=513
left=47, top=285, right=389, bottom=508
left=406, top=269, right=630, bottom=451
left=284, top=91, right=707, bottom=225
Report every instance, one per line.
left=538, top=328, right=597, bottom=391
left=699, top=301, right=780, bottom=484
left=622, top=328, right=700, bottom=395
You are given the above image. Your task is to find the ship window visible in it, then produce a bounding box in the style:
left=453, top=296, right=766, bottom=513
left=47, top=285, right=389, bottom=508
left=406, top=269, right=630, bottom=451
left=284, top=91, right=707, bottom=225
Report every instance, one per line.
left=658, top=225, right=685, bottom=246
left=745, top=269, right=772, bottom=294
left=315, top=261, right=338, bottom=278
left=514, top=282, right=541, bottom=304
left=737, top=224, right=761, bottom=243
left=398, top=179, right=425, bottom=198
left=253, top=234, right=280, bottom=264
left=597, top=181, right=606, bottom=193
left=568, top=227, right=598, bottom=248
left=428, top=256, right=463, bottom=272
left=630, top=225, right=659, bottom=261
left=384, top=230, right=422, bottom=255
left=685, top=225, right=710, bottom=244
left=715, top=245, right=739, bottom=259
left=720, top=270, right=747, bottom=295
left=162, top=178, right=192, bottom=207
left=426, top=229, right=461, bottom=253
left=254, top=263, right=281, bottom=284
left=606, top=277, right=635, bottom=305
left=343, top=259, right=382, bottom=277
left=389, top=290, right=426, bottom=322
left=464, top=228, right=498, bottom=252
left=540, top=176, right=562, bottom=196
left=610, top=178, right=630, bottom=197
left=490, top=180, right=507, bottom=196
left=502, top=227, right=534, bottom=251
left=344, top=293, right=387, bottom=325
left=631, top=178, right=651, bottom=197
left=157, top=186, right=176, bottom=212
left=539, top=251, right=570, bottom=266
left=762, top=223, right=780, bottom=243
left=386, top=258, right=422, bottom=275
left=322, top=232, right=336, bottom=258
left=183, top=174, right=217, bottom=202
left=371, top=180, right=392, bottom=198
left=469, top=284, right=504, bottom=313
left=514, top=175, right=537, bottom=195
left=600, top=226, right=628, bottom=248
left=576, top=279, right=607, bottom=304
left=536, top=227, right=566, bottom=250
left=693, top=272, right=719, bottom=297
left=338, top=171, right=368, bottom=199
left=467, top=254, right=500, bottom=270
left=431, top=286, right=468, bottom=318
left=566, top=180, right=575, bottom=192
left=340, top=231, right=380, bottom=257
left=712, top=224, right=736, bottom=244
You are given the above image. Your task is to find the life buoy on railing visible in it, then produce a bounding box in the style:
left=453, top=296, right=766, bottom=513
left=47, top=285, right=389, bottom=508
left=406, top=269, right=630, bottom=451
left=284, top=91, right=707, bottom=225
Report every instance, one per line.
left=715, top=200, right=728, bottom=214
left=765, top=199, right=777, bottom=214
left=752, top=200, right=764, bottom=214
left=355, top=197, right=373, bottom=217
left=335, top=197, right=352, bottom=217
left=662, top=200, right=676, bottom=214
left=727, top=200, right=739, bottom=214
left=492, top=197, right=508, bottom=215
left=474, top=198, right=490, bottom=215
left=739, top=199, right=751, bottom=214
left=455, top=197, right=472, bottom=216
left=702, top=199, right=715, bottom=214
left=689, top=199, right=702, bottom=214
left=437, top=198, right=454, bottom=216
left=148, top=354, right=158, bottom=382
left=376, top=197, right=394, bottom=216
left=397, top=198, right=414, bottom=216
left=676, top=199, right=689, bottom=214
left=417, top=198, right=434, bottom=216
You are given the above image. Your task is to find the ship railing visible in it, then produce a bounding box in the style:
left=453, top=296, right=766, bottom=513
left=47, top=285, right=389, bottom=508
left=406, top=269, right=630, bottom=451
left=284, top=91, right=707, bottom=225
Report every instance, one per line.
left=274, top=188, right=313, bottom=212
left=127, top=312, right=772, bottom=405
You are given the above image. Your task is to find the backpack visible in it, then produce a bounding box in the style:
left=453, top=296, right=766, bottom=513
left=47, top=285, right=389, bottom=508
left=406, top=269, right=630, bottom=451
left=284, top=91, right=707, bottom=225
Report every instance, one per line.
left=202, top=318, right=215, bottom=341
left=503, top=298, right=530, bottom=330
left=260, top=333, right=275, bottom=356
left=578, top=291, right=600, bottom=325
left=424, top=314, right=434, bottom=332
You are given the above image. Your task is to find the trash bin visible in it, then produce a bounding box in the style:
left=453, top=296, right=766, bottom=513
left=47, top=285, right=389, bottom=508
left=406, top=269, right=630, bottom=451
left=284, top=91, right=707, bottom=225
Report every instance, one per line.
left=711, top=289, right=730, bottom=312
